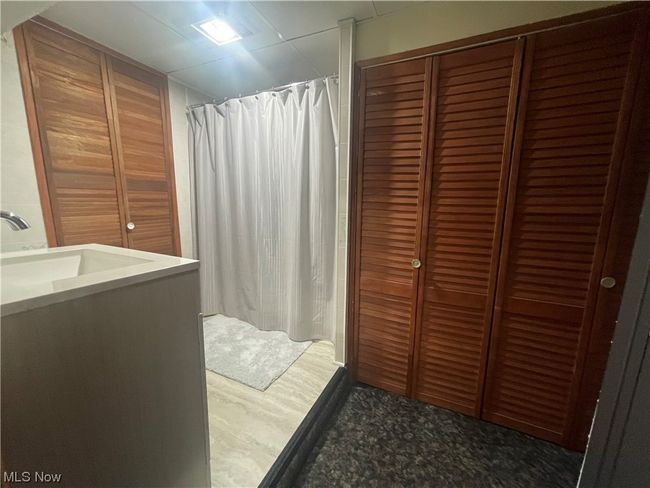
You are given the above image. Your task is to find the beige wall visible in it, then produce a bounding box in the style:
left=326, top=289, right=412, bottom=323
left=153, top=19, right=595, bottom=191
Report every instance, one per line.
left=0, top=31, right=209, bottom=255
left=0, top=31, right=48, bottom=252
left=168, top=79, right=210, bottom=259
left=356, top=1, right=617, bottom=61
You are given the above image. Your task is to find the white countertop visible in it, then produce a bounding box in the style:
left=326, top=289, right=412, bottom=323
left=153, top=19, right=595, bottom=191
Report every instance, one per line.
left=1, top=244, right=198, bottom=317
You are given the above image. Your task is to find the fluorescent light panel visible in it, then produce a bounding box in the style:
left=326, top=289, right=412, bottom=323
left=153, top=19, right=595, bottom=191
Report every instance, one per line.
left=193, top=17, right=241, bottom=46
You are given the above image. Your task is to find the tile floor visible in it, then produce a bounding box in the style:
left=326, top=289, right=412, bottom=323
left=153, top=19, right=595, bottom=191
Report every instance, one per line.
left=206, top=341, right=338, bottom=487
left=296, top=385, right=584, bottom=487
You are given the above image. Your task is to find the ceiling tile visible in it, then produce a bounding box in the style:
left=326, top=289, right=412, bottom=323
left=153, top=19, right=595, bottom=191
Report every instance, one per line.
left=250, top=42, right=319, bottom=86
left=133, top=1, right=282, bottom=53
left=291, top=29, right=339, bottom=77
left=131, top=1, right=232, bottom=31
left=372, top=1, right=422, bottom=16
left=172, top=42, right=318, bottom=100
left=251, top=1, right=374, bottom=39
left=172, top=57, right=266, bottom=100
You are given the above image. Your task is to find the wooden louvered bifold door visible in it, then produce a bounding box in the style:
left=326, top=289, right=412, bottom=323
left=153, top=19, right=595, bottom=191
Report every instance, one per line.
left=412, top=40, right=524, bottom=415
left=482, top=13, right=646, bottom=446
left=570, top=25, right=650, bottom=450
left=353, top=58, right=433, bottom=395
left=107, top=58, right=179, bottom=255
left=21, top=22, right=127, bottom=247
left=17, top=19, right=180, bottom=256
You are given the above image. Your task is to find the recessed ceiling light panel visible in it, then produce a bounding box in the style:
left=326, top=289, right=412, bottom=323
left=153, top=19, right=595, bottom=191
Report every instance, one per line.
left=193, top=17, right=242, bottom=46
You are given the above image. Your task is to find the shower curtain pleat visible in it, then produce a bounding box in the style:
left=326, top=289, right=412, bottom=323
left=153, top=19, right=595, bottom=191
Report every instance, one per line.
left=189, top=78, right=338, bottom=342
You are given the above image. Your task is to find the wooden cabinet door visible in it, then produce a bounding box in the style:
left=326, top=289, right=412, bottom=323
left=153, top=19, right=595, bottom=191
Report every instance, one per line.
left=20, top=22, right=127, bottom=247
left=351, top=58, right=433, bottom=394
left=412, top=41, right=523, bottom=415
left=482, top=13, right=646, bottom=446
left=107, top=58, right=180, bottom=255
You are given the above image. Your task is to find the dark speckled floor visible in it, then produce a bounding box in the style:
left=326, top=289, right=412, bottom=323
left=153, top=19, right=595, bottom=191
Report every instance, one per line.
left=296, top=385, right=583, bottom=488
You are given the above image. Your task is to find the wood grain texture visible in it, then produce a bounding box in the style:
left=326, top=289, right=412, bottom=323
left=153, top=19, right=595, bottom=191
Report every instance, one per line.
left=569, top=14, right=650, bottom=450
left=482, top=13, right=641, bottom=447
left=413, top=40, right=524, bottom=416
left=353, top=58, right=432, bottom=394
left=21, top=21, right=125, bottom=247
left=16, top=19, right=180, bottom=255
left=107, top=58, right=179, bottom=255
left=13, top=25, right=57, bottom=246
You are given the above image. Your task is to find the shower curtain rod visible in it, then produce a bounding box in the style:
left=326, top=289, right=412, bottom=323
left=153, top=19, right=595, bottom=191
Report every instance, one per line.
left=186, top=74, right=339, bottom=111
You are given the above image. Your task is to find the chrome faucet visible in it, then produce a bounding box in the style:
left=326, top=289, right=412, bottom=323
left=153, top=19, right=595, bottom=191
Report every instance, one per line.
left=1, top=210, right=31, bottom=231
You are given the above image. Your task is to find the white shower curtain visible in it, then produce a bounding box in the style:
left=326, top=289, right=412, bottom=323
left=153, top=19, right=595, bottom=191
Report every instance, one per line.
left=188, top=78, right=338, bottom=342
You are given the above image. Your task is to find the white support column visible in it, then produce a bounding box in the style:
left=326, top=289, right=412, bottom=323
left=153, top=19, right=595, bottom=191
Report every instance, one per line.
left=334, top=18, right=356, bottom=365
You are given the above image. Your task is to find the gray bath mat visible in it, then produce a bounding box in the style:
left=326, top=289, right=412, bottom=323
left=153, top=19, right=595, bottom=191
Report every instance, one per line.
left=203, top=314, right=311, bottom=391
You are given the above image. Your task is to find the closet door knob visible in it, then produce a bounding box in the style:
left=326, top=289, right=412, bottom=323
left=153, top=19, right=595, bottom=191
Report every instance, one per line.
left=126, top=222, right=136, bottom=231
left=600, top=276, right=616, bottom=289
left=411, top=258, right=422, bottom=269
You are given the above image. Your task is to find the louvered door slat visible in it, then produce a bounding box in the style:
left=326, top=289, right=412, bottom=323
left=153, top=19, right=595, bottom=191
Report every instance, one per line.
left=413, top=41, right=523, bottom=415
left=354, top=59, right=432, bottom=395
left=482, top=13, right=643, bottom=446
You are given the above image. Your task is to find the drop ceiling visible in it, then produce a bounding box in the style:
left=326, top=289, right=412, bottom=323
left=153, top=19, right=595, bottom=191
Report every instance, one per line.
left=32, top=1, right=418, bottom=99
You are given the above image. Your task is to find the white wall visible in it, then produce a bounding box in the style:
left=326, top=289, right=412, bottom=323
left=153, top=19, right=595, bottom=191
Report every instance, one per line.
left=0, top=31, right=209, bottom=255
left=0, top=1, right=57, bottom=34
left=0, top=31, right=48, bottom=252
left=168, top=78, right=210, bottom=259
left=356, top=1, right=617, bottom=61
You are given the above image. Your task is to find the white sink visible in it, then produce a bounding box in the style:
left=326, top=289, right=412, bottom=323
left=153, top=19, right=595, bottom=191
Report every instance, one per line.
left=0, top=244, right=198, bottom=316
left=2, top=248, right=150, bottom=285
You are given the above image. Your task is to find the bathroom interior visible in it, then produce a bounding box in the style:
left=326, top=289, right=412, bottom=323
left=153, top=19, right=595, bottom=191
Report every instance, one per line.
left=1, top=1, right=649, bottom=487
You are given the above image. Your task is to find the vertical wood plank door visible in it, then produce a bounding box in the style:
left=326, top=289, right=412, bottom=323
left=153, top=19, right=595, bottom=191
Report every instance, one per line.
left=482, top=13, right=645, bottom=446
left=107, top=58, right=180, bottom=256
left=413, top=41, right=523, bottom=415
left=21, top=22, right=127, bottom=247
left=352, top=58, right=433, bottom=395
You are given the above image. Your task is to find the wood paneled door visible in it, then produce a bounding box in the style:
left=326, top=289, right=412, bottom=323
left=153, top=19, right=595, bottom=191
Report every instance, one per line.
left=107, top=59, right=179, bottom=255
left=349, top=5, right=650, bottom=451
left=352, top=58, right=434, bottom=395
left=15, top=18, right=180, bottom=256
left=412, top=40, right=523, bottom=416
left=482, top=12, right=648, bottom=448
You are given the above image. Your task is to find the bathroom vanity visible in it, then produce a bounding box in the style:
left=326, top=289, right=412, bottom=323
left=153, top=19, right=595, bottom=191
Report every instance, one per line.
left=1, top=244, right=210, bottom=486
